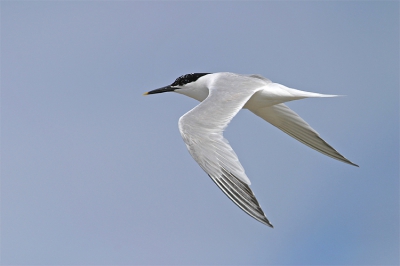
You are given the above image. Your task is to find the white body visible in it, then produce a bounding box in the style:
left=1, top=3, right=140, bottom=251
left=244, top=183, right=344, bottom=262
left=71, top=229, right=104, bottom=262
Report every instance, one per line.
left=176, top=73, right=337, bottom=108
left=151, top=72, right=357, bottom=227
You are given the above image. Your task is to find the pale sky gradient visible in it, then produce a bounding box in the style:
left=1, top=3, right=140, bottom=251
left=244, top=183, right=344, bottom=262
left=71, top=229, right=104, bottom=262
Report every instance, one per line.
left=2, top=1, right=399, bottom=265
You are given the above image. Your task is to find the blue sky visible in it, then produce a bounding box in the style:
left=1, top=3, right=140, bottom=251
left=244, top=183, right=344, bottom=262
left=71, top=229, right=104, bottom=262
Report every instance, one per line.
left=2, top=1, right=398, bottom=265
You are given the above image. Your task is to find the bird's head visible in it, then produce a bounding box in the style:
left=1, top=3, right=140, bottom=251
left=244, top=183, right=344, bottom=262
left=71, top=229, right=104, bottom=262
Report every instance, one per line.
left=144, top=73, right=211, bottom=101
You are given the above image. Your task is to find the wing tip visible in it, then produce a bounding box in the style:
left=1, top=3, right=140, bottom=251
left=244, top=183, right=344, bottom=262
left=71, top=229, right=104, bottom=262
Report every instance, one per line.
left=263, top=220, right=274, bottom=228
left=209, top=170, right=275, bottom=228
left=340, top=157, right=359, bottom=167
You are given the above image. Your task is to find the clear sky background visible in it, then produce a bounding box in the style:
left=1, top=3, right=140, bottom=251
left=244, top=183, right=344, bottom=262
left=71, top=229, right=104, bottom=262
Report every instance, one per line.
left=1, top=1, right=398, bottom=265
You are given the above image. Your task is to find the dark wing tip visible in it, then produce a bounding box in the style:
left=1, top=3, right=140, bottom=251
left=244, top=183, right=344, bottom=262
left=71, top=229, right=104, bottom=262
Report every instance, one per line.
left=208, top=168, right=273, bottom=228
left=350, top=161, right=360, bottom=167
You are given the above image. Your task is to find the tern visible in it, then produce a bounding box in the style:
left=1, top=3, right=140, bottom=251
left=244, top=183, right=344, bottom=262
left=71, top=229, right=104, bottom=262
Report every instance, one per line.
left=144, top=72, right=358, bottom=227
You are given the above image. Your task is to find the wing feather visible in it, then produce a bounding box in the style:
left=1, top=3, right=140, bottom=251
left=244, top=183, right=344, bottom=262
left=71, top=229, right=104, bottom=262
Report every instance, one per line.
left=209, top=168, right=273, bottom=227
left=250, top=103, right=358, bottom=166
left=178, top=73, right=273, bottom=226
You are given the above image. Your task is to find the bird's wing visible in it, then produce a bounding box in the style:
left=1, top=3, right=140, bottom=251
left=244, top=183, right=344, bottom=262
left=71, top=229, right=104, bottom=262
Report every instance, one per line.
left=248, top=74, right=272, bottom=83
left=250, top=103, right=358, bottom=166
left=178, top=73, right=273, bottom=227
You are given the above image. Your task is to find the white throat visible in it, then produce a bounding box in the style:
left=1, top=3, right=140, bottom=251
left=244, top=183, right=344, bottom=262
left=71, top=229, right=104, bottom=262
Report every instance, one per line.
left=174, top=75, right=213, bottom=102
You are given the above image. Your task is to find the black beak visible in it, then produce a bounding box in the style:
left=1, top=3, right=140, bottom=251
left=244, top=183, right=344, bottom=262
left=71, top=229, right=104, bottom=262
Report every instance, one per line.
left=143, top=86, right=175, bottom=95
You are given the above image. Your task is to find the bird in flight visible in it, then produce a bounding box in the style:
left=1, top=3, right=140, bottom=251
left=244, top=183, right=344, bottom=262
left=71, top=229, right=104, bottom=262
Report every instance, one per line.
left=144, top=72, right=358, bottom=227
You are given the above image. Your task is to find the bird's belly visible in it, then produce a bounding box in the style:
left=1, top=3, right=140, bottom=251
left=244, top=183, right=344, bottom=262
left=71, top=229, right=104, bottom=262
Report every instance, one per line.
left=243, top=89, right=297, bottom=109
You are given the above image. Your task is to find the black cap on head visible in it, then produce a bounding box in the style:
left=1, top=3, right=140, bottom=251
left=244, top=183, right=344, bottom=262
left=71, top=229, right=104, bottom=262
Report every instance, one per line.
left=170, top=73, right=211, bottom=87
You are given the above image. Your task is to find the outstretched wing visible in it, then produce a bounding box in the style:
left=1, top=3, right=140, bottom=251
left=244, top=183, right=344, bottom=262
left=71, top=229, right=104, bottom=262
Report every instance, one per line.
left=250, top=103, right=358, bottom=166
left=178, top=73, right=273, bottom=227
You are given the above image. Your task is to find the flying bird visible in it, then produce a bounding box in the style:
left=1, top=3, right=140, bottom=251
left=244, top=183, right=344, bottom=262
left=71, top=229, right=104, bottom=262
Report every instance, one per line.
left=144, top=72, right=358, bottom=227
